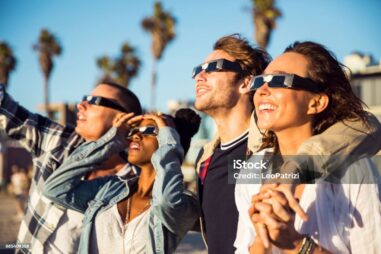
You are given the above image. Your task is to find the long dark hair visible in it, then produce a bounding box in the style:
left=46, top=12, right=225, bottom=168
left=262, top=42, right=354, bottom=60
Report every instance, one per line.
left=259, top=41, right=369, bottom=151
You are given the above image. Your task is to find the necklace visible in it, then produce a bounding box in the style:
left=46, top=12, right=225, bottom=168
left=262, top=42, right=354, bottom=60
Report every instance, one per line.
left=124, top=196, right=150, bottom=224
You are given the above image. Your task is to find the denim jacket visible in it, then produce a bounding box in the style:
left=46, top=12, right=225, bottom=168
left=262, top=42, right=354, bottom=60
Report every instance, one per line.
left=43, top=127, right=199, bottom=254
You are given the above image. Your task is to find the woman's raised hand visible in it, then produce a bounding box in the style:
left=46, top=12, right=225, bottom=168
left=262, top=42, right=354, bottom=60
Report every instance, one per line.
left=142, top=112, right=175, bottom=129
left=113, top=112, right=143, bottom=138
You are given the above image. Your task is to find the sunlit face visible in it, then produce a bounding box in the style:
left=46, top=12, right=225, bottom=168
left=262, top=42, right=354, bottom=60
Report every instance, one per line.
left=75, top=84, right=121, bottom=141
left=127, top=119, right=159, bottom=167
left=194, top=50, right=241, bottom=113
left=254, top=52, right=315, bottom=132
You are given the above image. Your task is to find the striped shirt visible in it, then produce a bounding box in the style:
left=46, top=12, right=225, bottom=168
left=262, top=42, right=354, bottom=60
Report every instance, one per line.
left=0, top=84, right=84, bottom=253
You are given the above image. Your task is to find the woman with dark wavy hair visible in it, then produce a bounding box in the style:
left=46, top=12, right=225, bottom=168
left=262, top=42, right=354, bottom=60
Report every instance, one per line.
left=235, top=41, right=381, bottom=253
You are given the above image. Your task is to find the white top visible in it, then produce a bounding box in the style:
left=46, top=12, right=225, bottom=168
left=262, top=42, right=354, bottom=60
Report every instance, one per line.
left=44, top=164, right=133, bottom=254
left=44, top=208, right=84, bottom=254
left=91, top=204, right=150, bottom=254
left=234, top=157, right=381, bottom=254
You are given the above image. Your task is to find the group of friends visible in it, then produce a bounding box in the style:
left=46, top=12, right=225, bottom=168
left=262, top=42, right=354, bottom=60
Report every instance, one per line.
left=1, top=34, right=381, bottom=254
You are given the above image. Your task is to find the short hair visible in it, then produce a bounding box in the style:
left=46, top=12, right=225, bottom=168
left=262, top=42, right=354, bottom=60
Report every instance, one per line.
left=97, top=81, right=142, bottom=115
left=213, top=34, right=271, bottom=79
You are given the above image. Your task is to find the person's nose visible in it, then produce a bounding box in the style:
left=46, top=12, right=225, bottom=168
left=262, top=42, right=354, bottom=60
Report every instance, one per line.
left=76, top=100, right=88, bottom=111
left=195, top=70, right=207, bottom=83
left=257, top=83, right=271, bottom=96
left=131, top=133, right=142, bottom=141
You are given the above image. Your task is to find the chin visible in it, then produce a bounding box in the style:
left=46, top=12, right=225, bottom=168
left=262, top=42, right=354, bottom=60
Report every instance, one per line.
left=194, top=101, right=204, bottom=111
left=257, top=121, right=272, bottom=130
left=128, top=156, right=149, bottom=166
left=74, top=126, right=85, bottom=138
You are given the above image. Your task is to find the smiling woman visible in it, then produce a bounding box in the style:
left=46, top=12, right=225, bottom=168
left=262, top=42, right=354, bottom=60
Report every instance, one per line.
left=234, top=41, right=381, bottom=254
left=253, top=51, right=329, bottom=145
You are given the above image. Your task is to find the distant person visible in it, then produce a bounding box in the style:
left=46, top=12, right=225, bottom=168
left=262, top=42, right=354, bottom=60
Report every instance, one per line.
left=192, top=34, right=381, bottom=253
left=0, top=81, right=142, bottom=253
left=236, top=41, right=381, bottom=253
left=43, top=109, right=201, bottom=253
left=10, top=165, right=29, bottom=218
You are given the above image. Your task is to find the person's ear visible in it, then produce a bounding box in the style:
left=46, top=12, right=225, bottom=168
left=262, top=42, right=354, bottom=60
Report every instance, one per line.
left=307, top=93, right=329, bottom=115
left=239, top=75, right=253, bottom=94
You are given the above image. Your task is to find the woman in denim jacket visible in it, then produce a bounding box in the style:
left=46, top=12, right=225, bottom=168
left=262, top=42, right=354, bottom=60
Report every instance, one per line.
left=43, top=109, right=201, bottom=254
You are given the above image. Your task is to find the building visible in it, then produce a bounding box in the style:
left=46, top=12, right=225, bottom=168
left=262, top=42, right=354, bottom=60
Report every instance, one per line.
left=345, top=52, right=381, bottom=167
left=345, top=52, right=381, bottom=121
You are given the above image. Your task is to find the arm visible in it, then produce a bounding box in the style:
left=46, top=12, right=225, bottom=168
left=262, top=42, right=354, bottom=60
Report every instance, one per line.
left=43, top=127, right=126, bottom=212
left=282, top=114, right=381, bottom=181
left=234, top=184, right=258, bottom=254
left=151, top=127, right=199, bottom=236
left=0, top=84, right=80, bottom=158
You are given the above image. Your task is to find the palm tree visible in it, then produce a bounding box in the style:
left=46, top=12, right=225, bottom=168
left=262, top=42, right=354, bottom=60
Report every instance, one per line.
left=96, top=42, right=141, bottom=88
left=142, top=1, right=176, bottom=109
left=251, top=0, right=281, bottom=48
left=33, top=29, right=62, bottom=118
left=0, top=41, right=17, bottom=89
left=113, top=42, right=141, bottom=88
left=96, top=55, right=114, bottom=84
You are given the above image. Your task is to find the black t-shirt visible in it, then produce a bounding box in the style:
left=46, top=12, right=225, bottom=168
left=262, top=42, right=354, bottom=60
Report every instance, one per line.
left=201, top=133, right=248, bottom=254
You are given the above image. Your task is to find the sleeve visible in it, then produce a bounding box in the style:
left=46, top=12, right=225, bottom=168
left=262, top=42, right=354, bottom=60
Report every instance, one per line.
left=313, top=158, right=381, bottom=253
left=42, top=127, right=127, bottom=213
left=234, top=184, right=258, bottom=254
left=345, top=159, right=381, bottom=253
left=0, top=84, right=76, bottom=158
left=151, top=127, right=199, bottom=237
left=281, top=114, right=381, bottom=182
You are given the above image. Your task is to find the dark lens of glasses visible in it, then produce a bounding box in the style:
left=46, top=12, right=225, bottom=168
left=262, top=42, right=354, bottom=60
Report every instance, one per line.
left=269, top=76, right=287, bottom=88
left=252, top=77, right=265, bottom=90
left=128, top=126, right=158, bottom=137
left=82, top=95, right=126, bottom=112
left=250, top=74, right=322, bottom=92
left=192, top=66, right=203, bottom=79
left=192, top=59, right=242, bottom=79
left=205, top=61, right=217, bottom=72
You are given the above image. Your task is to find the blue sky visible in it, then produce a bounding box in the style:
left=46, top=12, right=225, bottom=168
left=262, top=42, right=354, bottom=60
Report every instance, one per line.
left=1, top=0, right=380, bottom=114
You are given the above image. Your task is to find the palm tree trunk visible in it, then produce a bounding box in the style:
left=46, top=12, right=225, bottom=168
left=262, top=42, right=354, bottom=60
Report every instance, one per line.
left=44, top=77, right=52, bottom=119
left=0, top=67, right=8, bottom=89
left=150, top=57, right=157, bottom=110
